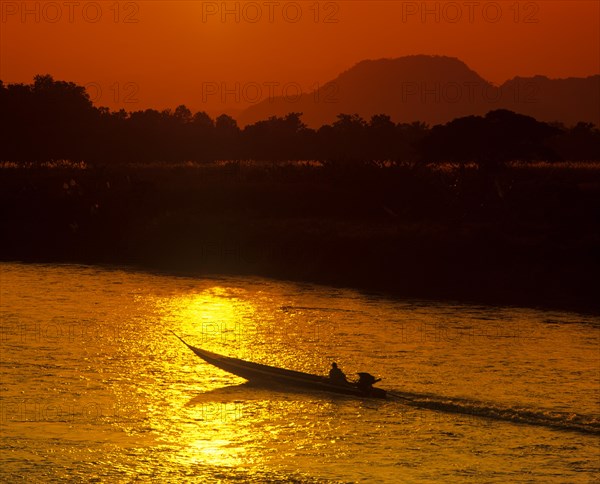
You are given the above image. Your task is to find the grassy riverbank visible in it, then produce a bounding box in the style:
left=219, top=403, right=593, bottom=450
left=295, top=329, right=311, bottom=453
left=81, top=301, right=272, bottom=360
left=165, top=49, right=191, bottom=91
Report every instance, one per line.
left=1, top=161, right=599, bottom=312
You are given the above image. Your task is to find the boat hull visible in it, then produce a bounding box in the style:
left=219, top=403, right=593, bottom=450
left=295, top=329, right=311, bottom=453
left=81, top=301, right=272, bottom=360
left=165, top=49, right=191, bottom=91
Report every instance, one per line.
left=173, top=333, right=386, bottom=399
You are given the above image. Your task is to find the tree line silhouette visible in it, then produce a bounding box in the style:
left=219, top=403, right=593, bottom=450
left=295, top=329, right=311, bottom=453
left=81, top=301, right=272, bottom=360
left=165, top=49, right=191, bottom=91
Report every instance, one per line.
left=1, top=75, right=599, bottom=164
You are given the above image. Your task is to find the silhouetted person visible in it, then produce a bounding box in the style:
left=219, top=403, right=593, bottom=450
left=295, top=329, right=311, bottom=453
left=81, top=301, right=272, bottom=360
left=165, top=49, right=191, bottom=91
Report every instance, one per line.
left=329, top=362, right=348, bottom=384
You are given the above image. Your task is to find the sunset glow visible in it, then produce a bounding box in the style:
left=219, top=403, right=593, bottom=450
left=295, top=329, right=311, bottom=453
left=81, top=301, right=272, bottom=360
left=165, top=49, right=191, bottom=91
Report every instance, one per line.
left=2, top=1, right=598, bottom=116
left=2, top=2, right=599, bottom=482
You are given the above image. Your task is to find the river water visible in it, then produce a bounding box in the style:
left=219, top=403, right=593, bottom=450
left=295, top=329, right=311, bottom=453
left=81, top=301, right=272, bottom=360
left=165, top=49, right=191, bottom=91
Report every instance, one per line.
left=0, top=263, right=598, bottom=483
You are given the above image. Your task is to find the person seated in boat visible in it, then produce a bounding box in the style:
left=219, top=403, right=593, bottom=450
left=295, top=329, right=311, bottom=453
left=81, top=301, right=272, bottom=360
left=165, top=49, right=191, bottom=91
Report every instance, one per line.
left=329, top=362, right=348, bottom=384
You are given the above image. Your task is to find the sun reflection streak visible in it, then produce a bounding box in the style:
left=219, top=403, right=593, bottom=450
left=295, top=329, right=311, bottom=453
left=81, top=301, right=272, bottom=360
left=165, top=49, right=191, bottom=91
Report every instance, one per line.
left=3, top=264, right=599, bottom=482
left=156, top=286, right=259, bottom=352
left=188, top=439, right=243, bottom=467
left=147, top=286, right=266, bottom=471
left=147, top=284, right=350, bottom=475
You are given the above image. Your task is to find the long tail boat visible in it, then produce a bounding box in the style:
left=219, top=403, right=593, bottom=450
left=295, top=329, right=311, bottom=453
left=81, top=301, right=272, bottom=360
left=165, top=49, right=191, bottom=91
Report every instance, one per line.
left=171, top=332, right=387, bottom=399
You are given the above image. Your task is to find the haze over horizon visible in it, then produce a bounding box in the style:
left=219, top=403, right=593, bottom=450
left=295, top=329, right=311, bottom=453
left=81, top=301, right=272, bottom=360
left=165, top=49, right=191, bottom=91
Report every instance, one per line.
left=2, top=1, right=599, bottom=116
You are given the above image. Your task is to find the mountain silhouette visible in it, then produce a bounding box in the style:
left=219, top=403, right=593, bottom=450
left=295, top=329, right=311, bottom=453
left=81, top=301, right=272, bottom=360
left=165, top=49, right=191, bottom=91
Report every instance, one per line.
left=238, top=55, right=600, bottom=128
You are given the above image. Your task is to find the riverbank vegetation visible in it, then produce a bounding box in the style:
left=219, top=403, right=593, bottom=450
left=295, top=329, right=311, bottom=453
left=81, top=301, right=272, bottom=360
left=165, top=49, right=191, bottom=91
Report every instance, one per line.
left=2, top=75, right=599, bottom=311
left=2, top=76, right=599, bottom=165
left=1, top=160, right=599, bottom=312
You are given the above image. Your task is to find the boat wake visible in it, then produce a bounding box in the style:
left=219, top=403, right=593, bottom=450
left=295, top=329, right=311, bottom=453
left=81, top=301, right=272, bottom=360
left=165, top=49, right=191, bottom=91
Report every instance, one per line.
left=387, top=390, right=600, bottom=436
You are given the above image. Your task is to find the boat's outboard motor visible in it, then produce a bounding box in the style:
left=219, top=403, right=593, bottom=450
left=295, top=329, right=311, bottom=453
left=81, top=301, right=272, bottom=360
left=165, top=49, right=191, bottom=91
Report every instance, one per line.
left=356, top=372, right=381, bottom=393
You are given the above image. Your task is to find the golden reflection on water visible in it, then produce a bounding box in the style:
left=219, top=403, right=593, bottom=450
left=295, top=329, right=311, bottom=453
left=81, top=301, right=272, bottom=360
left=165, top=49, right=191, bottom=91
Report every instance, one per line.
left=161, top=286, right=257, bottom=350
left=187, top=438, right=245, bottom=469
left=144, top=284, right=367, bottom=477
left=2, top=264, right=599, bottom=482
left=146, top=286, right=277, bottom=474
left=155, top=284, right=340, bottom=372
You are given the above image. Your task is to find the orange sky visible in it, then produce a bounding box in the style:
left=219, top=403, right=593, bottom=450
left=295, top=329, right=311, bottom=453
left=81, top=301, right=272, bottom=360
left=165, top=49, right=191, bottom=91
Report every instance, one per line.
left=1, top=1, right=599, bottom=116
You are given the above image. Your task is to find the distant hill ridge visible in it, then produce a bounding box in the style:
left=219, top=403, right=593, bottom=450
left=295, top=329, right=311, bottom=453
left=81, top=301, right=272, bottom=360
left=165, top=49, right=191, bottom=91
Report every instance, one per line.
left=238, top=55, right=600, bottom=127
